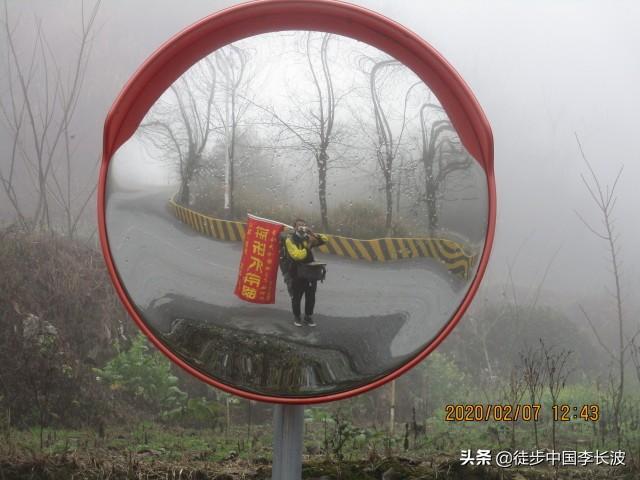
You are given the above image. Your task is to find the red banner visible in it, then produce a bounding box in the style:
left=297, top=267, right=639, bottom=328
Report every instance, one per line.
left=234, top=216, right=284, bottom=304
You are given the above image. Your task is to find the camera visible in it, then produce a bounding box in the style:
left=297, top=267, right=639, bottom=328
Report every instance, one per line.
left=296, top=226, right=311, bottom=240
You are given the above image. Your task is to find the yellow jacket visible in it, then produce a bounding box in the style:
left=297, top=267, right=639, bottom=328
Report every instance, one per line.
left=285, top=233, right=328, bottom=262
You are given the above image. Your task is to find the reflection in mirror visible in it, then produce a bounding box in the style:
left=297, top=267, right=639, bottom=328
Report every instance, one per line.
left=106, top=31, right=488, bottom=397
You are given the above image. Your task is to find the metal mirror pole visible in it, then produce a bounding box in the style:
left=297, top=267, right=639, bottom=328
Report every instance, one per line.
left=272, top=404, right=304, bottom=480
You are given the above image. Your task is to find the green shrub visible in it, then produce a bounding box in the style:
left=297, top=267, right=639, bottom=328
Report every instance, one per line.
left=162, top=396, right=224, bottom=430
left=95, top=334, right=187, bottom=416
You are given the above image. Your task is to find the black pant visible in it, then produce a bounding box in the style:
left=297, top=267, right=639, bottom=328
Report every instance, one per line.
left=291, top=277, right=317, bottom=317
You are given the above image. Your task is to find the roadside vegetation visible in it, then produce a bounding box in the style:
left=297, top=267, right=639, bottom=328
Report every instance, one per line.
left=1, top=226, right=639, bottom=478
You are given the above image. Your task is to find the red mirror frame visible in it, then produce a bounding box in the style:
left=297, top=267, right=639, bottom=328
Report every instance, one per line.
left=98, top=0, right=496, bottom=404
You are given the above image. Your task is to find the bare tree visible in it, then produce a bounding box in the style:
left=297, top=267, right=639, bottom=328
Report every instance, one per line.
left=139, top=58, right=217, bottom=207
left=417, top=103, right=472, bottom=233
left=540, top=339, right=572, bottom=455
left=245, top=32, right=350, bottom=230
left=594, top=371, right=622, bottom=449
left=501, top=366, right=526, bottom=451
left=464, top=242, right=559, bottom=384
left=520, top=344, right=545, bottom=448
left=387, top=379, right=398, bottom=439
left=574, top=133, right=635, bottom=449
left=140, top=43, right=255, bottom=215
left=365, top=59, right=419, bottom=233
left=0, top=1, right=101, bottom=237
left=305, top=32, right=337, bottom=231
left=214, top=44, right=250, bottom=219
left=195, top=127, right=283, bottom=216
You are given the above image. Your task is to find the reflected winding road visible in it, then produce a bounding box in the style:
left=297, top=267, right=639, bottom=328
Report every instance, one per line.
left=106, top=185, right=467, bottom=396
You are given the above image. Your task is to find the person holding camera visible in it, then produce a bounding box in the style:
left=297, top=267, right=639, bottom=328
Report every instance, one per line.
left=283, top=218, right=328, bottom=327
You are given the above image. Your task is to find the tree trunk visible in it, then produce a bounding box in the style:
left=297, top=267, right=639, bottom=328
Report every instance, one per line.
left=228, top=89, right=237, bottom=219
left=228, top=151, right=235, bottom=218
left=389, top=379, right=396, bottom=436
left=396, top=155, right=403, bottom=218
left=318, top=152, right=329, bottom=231
left=607, top=214, right=624, bottom=450
left=574, top=138, right=626, bottom=451
left=480, top=335, right=493, bottom=379
left=226, top=397, right=231, bottom=441
left=223, top=95, right=232, bottom=219
left=384, top=167, right=393, bottom=233
left=426, top=187, right=438, bottom=234
left=247, top=400, right=252, bottom=452
left=179, top=181, right=190, bottom=206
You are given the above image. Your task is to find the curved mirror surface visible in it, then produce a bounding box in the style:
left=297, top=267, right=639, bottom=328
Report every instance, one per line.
left=105, top=31, right=489, bottom=396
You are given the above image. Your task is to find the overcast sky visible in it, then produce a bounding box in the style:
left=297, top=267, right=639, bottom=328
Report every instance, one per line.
left=2, top=0, right=639, bottom=318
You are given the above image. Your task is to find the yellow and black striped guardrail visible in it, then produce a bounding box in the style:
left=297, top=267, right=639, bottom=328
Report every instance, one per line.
left=316, top=235, right=476, bottom=279
left=169, top=198, right=477, bottom=279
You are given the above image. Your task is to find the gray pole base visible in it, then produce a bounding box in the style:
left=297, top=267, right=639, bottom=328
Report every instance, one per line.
left=272, top=404, right=304, bottom=480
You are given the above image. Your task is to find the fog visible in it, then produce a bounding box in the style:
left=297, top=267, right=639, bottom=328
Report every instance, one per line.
left=2, top=0, right=639, bottom=326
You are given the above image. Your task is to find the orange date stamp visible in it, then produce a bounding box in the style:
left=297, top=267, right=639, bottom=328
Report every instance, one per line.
left=445, top=404, right=600, bottom=422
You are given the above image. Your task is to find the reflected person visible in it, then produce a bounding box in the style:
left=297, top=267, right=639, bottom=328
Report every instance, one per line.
left=283, top=219, right=327, bottom=327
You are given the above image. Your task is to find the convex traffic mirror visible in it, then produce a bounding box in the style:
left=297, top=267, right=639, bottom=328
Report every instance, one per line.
left=99, top=0, right=495, bottom=403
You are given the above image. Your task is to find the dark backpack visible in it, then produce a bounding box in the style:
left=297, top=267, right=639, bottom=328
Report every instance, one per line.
left=279, top=232, right=293, bottom=277
left=297, top=262, right=326, bottom=282
left=279, top=232, right=327, bottom=283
